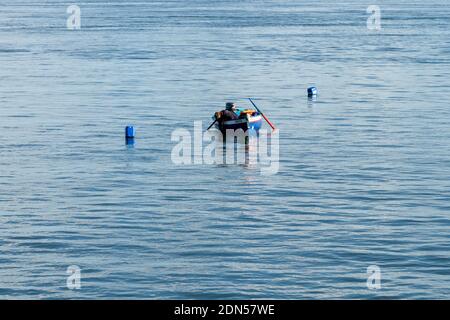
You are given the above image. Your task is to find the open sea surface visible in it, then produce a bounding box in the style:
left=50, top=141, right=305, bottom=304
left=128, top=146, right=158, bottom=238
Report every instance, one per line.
left=0, top=0, right=449, bottom=299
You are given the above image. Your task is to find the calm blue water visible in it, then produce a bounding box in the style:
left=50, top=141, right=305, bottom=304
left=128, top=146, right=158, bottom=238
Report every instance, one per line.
left=1, top=0, right=449, bottom=299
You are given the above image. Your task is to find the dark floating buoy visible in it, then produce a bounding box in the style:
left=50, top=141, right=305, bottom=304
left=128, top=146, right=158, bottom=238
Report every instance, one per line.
left=307, top=87, right=318, bottom=97
left=125, top=125, right=135, bottom=145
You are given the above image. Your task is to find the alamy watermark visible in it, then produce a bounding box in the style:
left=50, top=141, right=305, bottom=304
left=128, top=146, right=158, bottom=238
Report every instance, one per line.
left=367, top=265, right=381, bottom=290
left=67, top=5, right=81, bottom=30
left=367, top=5, right=381, bottom=31
left=171, top=121, right=279, bottom=176
left=66, top=265, right=81, bottom=290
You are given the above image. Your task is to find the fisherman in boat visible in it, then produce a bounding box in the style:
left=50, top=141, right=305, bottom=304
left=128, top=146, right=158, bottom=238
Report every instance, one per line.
left=214, top=102, right=239, bottom=128
left=208, top=99, right=271, bottom=134
left=219, top=102, right=239, bottom=120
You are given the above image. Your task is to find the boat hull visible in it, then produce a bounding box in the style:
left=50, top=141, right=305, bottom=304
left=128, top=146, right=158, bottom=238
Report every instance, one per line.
left=216, top=115, right=263, bottom=133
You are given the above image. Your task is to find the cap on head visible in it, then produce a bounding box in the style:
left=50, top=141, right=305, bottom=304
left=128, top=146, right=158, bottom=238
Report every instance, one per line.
left=226, top=102, right=236, bottom=111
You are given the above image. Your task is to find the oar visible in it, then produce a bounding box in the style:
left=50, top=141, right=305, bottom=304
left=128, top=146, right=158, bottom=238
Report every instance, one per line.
left=248, top=98, right=276, bottom=131
left=206, top=119, right=218, bottom=131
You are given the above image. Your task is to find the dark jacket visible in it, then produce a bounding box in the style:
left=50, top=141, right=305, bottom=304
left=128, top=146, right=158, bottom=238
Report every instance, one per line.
left=220, top=110, right=239, bottom=121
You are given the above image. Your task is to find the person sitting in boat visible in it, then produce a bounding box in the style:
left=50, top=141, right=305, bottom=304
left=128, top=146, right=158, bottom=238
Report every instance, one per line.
left=214, top=102, right=239, bottom=124
left=223, top=102, right=239, bottom=120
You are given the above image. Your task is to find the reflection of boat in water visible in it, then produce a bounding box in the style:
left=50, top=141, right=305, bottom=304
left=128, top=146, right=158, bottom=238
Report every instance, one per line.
left=213, top=108, right=263, bottom=134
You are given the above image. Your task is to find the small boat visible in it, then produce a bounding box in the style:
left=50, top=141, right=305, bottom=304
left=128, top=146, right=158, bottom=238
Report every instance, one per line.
left=213, top=108, right=263, bottom=133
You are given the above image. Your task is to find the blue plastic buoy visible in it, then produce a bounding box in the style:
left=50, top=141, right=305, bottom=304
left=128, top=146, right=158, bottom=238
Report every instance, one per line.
left=125, top=126, right=135, bottom=145
left=307, top=87, right=318, bottom=97
left=125, top=126, right=135, bottom=139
